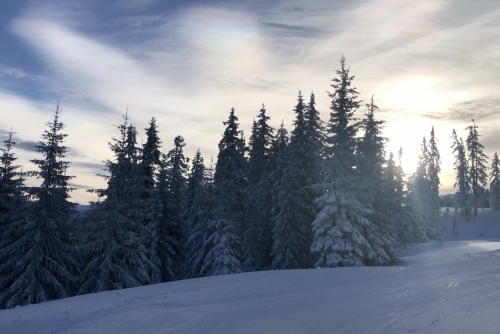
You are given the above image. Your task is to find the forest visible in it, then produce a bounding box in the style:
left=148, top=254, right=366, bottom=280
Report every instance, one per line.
left=1, top=57, right=499, bottom=309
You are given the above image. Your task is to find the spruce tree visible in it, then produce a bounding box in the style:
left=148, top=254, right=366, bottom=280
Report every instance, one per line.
left=139, top=117, right=163, bottom=283
left=489, top=152, right=500, bottom=210
left=381, top=152, right=408, bottom=244
left=311, top=57, right=397, bottom=267
left=357, top=96, right=388, bottom=220
left=303, top=92, right=324, bottom=182
left=271, top=93, right=315, bottom=269
left=0, top=129, right=24, bottom=218
left=161, top=135, right=188, bottom=280
left=427, top=127, right=441, bottom=236
left=184, top=150, right=212, bottom=278
left=451, top=129, right=471, bottom=219
left=140, top=117, right=162, bottom=190
left=79, top=114, right=151, bottom=294
left=206, top=108, right=246, bottom=275
left=466, top=120, right=488, bottom=217
left=242, top=104, right=274, bottom=271
left=0, top=104, right=77, bottom=308
left=0, top=129, right=27, bottom=309
left=408, top=137, right=434, bottom=240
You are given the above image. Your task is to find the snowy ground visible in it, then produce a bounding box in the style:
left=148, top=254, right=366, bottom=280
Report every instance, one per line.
left=1, top=211, right=500, bottom=334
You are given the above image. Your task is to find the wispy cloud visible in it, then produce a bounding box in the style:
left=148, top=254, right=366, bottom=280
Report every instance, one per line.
left=2, top=0, right=500, bottom=203
left=423, top=98, right=500, bottom=121
left=0, top=65, right=33, bottom=80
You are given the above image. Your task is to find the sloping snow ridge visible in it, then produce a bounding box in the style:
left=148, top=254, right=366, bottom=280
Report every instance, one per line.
left=1, top=210, right=500, bottom=334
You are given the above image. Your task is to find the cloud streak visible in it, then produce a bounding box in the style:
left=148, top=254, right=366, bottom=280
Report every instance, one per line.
left=1, top=0, right=500, bottom=203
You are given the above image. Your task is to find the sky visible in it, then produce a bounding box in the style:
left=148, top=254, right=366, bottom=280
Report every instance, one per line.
left=1, top=0, right=499, bottom=204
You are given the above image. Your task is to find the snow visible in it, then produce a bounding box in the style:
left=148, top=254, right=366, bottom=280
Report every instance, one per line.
left=2, top=211, right=500, bottom=333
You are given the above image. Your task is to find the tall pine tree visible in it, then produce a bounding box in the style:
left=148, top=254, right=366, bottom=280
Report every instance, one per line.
left=271, top=92, right=315, bottom=269
left=161, top=135, right=188, bottom=280
left=466, top=119, right=488, bottom=217
left=243, top=104, right=275, bottom=271
left=79, top=114, right=151, bottom=294
left=489, top=152, right=500, bottom=210
left=139, top=117, right=164, bottom=283
left=408, top=137, right=434, bottom=240
left=311, top=57, right=397, bottom=267
left=184, top=150, right=212, bottom=278
left=205, top=108, right=246, bottom=275
left=0, top=104, right=77, bottom=308
left=0, top=129, right=24, bottom=218
left=451, top=129, right=471, bottom=219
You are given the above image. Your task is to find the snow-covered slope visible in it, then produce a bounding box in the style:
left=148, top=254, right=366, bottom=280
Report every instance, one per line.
left=1, top=211, right=500, bottom=334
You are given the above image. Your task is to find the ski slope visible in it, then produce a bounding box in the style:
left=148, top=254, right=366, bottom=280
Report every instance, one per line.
left=1, top=210, right=500, bottom=334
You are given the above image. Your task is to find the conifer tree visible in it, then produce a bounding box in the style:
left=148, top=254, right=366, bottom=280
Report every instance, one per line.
left=311, top=57, right=397, bottom=267
left=489, top=152, right=500, bottom=210
left=427, top=127, right=441, bottom=236
left=0, top=129, right=24, bottom=218
left=206, top=108, right=246, bottom=275
left=140, top=117, right=162, bottom=190
left=271, top=93, right=314, bottom=269
left=408, top=137, right=434, bottom=240
left=243, top=104, right=275, bottom=271
left=381, top=152, right=405, bottom=242
left=303, top=92, right=324, bottom=181
left=466, top=120, right=488, bottom=217
left=451, top=129, right=471, bottom=219
left=139, top=117, right=163, bottom=283
left=0, top=104, right=77, bottom=308
left=161, top=135, right=188, bottom=280
left=184, top=150, right=212, bottom=278
left=357, top=96, right=387, bottom=213
left=79, top=114, right=151, bottom=294
left=0, top=129, right=27, bottom=309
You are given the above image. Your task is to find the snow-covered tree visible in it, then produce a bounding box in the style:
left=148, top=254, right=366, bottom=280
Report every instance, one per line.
left=381, top=150, right=418, bottom=246
left=184, top=151, right=212, bottom=278
left=79, top=114, right=152, bottom=294
left=161, top=135, right=188, bottom=280
left=357, top=96, right=386, bottom=202
left=311, top=57, right=397, bottom=267
left=466, top=120, right=488, bottom=217
left=138, top=117, right=163, bottom=283
left=451, top=129, right=472, bottom=219
left=0, top=129, right=24, bottom=218
left=271, top=92, right=315, bottom=269
left=242, top=104, right=275, bottom=271
left=357, top=95, right=392, bottom=235
left=303, top=92, right=325, bottom=182
left=0, top=104, right=77, bottom=308
left=140, top=117, right=162, bottom=190
left=408, top=137, right=435, bottom=240
left=206, top=108, right=246, bottom=275
left=427, top=127, right=441, bottom=236
left=489, top=152, right=500, bottom=210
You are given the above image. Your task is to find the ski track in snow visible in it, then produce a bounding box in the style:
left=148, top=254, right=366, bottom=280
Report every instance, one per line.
left=1, top=211, right=500, bottom=333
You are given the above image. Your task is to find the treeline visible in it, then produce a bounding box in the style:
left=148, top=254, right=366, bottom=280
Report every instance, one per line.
left=0, top=57, right=496, bottom=309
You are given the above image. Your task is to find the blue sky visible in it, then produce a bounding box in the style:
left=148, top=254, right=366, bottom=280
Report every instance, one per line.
left=1, top=0, right=499, bottom=203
